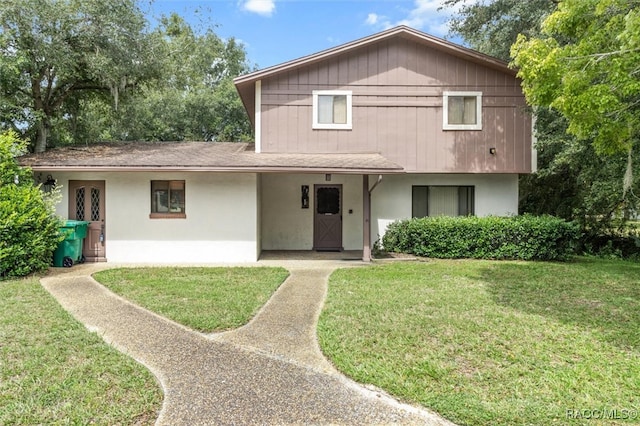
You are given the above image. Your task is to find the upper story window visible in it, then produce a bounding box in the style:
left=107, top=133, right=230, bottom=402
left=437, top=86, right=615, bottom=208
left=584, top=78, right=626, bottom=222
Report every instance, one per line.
left=151, top=180, right=186, bottom=218
left=443, top=91, right=482, bottom=130
left=312, top=90, right=352, bottom=130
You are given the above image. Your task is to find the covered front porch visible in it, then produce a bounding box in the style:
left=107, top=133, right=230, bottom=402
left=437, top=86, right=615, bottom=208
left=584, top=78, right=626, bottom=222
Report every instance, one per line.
left=258, top=173, right=387, bottom=262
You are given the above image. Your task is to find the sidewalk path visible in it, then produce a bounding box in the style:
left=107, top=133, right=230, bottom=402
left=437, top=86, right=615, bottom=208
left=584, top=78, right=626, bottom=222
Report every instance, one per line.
left=213, top=266, right=337, bottom=373
left=41, top=262, right=454, bottom=425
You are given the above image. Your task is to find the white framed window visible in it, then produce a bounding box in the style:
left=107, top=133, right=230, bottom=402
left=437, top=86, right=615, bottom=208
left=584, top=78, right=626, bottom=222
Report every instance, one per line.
left=443, top=91, right=482, bottom=130
left=312, top=90, right=352, bottom=130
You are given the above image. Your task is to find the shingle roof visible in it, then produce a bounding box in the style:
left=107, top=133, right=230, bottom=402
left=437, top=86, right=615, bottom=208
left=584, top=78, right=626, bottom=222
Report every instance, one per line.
left=19, top=142, right=404, bottom=174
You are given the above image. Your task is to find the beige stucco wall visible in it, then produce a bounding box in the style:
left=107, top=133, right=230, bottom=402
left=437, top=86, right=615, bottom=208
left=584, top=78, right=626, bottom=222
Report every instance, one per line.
left=43, top=170, right=518, bottom=261
left=260, top=173, right=364, bottom=250
left=371, top=173, right=519, bottom=244
left=49, top=171, right=259, bottom=263
left=261, top=172, right=517, bottom=251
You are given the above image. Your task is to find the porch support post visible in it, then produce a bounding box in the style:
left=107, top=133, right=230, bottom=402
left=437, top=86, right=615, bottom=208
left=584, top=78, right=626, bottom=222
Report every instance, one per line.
left=362, top=174, right=371, bottom=262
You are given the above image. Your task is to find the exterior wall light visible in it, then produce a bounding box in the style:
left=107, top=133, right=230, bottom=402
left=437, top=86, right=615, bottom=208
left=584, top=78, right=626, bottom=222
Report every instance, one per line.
left=43, top=174, right=56, bottom=192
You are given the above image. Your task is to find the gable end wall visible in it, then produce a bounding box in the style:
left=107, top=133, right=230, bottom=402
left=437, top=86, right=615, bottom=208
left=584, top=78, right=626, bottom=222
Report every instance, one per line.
left=259, top=37, right=531, bottom=173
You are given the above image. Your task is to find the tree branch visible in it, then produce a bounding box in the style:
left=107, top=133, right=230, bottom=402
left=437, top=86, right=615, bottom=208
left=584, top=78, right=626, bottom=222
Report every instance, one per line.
left=49, top=79, right=123, bottom=111
left=565, top=47, right=640, bottom=61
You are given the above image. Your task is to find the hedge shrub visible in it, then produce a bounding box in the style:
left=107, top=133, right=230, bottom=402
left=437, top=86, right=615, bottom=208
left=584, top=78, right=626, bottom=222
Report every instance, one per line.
left=382, top=215, right=579, bottom=261
left=583, top=229, right=640, bottom=260
left=0, top=131, right=62, bottom=279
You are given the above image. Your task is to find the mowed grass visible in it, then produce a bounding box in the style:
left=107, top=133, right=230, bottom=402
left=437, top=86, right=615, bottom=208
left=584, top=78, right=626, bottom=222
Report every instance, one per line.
left=0, top=277, right=162, bottom=425
left=318, top=258, right=640, bottom=425
left=94, top=267, right=289, bottom=332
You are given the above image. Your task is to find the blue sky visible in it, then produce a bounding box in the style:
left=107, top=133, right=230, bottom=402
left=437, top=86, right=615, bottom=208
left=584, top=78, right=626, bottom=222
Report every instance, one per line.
left=147, top=0, right=470, bottom=69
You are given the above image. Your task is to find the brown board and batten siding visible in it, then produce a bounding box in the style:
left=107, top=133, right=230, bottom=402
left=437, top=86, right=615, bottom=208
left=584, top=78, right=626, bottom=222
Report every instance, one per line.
left=258, top=35, right=531, bottom=174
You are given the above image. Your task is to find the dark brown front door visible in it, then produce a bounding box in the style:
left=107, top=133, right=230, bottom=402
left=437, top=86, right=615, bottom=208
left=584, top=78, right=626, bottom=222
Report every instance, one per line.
left=313, top=184, right=342, bottom=251
left=69, top=180, right=106, bottom=262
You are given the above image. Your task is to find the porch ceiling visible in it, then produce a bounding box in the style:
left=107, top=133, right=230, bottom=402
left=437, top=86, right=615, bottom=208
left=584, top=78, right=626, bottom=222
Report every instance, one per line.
left=19, top=142, right=404, bottom=174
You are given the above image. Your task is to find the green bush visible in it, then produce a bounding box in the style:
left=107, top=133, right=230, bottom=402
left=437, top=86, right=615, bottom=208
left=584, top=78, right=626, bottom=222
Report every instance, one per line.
left=382, top=215, right=580, bottom=261
left=0, top=131, right=62, bottom=279
left=582, top=229, right=640, bottom=260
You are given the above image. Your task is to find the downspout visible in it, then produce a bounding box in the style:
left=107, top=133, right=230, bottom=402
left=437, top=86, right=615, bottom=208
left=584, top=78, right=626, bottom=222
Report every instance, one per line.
left=255, top=80, right=262, bottom=153
left=531, top=109, right=538, bottom=173
left=370, top=174, right=383, bottom=192
left=362, top=174, right=383, bottom=262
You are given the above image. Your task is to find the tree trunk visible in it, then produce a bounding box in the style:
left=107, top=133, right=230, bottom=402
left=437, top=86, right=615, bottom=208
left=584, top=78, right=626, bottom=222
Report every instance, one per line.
left=34, top=120, right=48, bottom=153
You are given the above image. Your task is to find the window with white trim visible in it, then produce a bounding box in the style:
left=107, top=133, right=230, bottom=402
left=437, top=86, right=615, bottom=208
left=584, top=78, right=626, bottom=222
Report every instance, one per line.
left=412, top=186, right=475, bottom=217
left=312, top=90, right=352, bottom=129
left=443, top=91, right=482, bottom=130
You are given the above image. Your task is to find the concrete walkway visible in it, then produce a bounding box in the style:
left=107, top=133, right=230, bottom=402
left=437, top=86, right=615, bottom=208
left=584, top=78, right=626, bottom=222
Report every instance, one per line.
left=40, top=259, right=454, bottom=426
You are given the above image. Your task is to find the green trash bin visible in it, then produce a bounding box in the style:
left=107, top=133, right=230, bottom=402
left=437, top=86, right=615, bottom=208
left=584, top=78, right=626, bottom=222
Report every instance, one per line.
left=52, top=220, right=90, bottom=267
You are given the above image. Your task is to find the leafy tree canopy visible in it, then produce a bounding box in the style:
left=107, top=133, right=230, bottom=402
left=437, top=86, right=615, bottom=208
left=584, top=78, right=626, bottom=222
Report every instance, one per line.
left=101, top=14, right=254, bottom=142
left=519, top=107, right=638, bottom=230
left=511, top=0, right=640, bottom=156
left=0, top=130, right=31, bottom=186
left=40, top=13, right=254, bottom=145
left=0, top=0, right=158, bottom=152
left=1, top=2, right=252, bottom=151
left=444, top=0, right=639, bottom=240
left=444, top=0, right=557, bottom=61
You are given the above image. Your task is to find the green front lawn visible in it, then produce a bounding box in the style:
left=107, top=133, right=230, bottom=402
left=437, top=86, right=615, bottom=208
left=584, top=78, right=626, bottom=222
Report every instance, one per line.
left=10, top=260, right=634, bottom=425
left=2, top=267, right=288, bottom=425
left=0, top=277, right=162, bottom=425
left=94, top=267, right=289, bottom=332
left=318, top=258, right=640, bottom=425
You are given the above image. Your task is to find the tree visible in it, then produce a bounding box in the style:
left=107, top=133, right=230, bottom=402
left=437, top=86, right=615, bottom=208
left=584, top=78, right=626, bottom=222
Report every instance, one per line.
left=519, top=107, right=639, bottom=232
left=120, top=14, right=253, bottom=142
left=511, top=0, right=640, bottom=231
left=444, top=0, right=640, bottom=225
left=0, top=131, right=61, bottom=278
left=511, top=0, right=640, bottom=157
left=59, top=14, right=254, bottom=143
left=0, top=0, right=158, bottom=152
left=444, top=0, right=557, bottom=61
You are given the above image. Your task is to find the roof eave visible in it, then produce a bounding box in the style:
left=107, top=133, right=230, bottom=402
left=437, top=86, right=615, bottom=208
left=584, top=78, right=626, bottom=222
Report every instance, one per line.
left=235, top=83, right=256, bottom=128
left=28, top=165, right=405, bottom=174
left=233, top=25, right=514, bottom=88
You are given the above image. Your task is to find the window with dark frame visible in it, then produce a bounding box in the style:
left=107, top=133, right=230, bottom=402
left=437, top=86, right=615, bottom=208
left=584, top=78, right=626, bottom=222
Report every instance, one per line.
left=151, top=180, right=185, bottom=218
left=412, top=186, right=475, bottom=218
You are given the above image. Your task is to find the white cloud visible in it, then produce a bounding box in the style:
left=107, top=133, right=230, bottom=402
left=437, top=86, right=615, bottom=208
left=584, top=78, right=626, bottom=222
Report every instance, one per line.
left=364, top=12, right=392, bottom=29
left=365, top=0, right=475, bottom=38
left=398, top=0, right=442, bottom=28
left=234, top=38, right=249, bottom=49
left=241, top=0, right=275, bottom=17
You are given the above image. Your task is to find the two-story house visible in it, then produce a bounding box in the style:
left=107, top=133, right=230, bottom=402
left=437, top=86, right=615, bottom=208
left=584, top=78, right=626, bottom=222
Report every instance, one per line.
left=21, top=26, right=533, bottom=264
